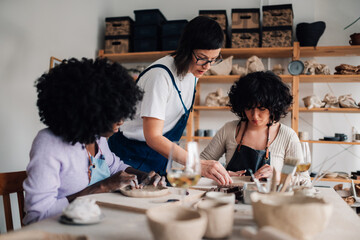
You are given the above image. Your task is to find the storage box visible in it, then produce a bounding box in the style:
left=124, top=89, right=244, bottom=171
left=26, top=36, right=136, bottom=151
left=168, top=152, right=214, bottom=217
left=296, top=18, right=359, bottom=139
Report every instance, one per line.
left=162, top=36, right=180, bottom=50
left=161, top=20, right=188, bottom=37
left=262, top=26, right=293, bottom=47
left=199, top=10, right=228, bottom=31
left=262, top=4, right=293, bottom=27
left=133, top=38, right=160, bottom=52
left=105, top=16, right=134, bottom=36
left=105, top=35, right=131, bottom=53
left=231, top=8, right=260, bottom=29
left=231, top=29, right=260, bottom=48
left=134, top=9, right=166, bottom=25
left=134, top=24, right=160, bottom=39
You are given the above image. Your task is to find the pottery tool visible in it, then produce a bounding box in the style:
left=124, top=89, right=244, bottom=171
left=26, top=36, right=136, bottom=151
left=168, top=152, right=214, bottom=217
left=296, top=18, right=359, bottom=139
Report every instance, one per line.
left=279, top=157, right=300, bottom=191
left=280, top=174, right=293, bottom=192
left=311, top=162, right=336, bottom=187
left=248, top=169, right=266, bottom=193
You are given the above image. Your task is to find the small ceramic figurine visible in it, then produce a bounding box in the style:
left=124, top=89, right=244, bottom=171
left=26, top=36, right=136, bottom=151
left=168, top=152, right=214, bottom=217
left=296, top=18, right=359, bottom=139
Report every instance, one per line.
left=209, top=56, right=233, bottom=75
left=338, top=94, right=359, bottom=108
left=246, top=55, right=265, bottom=74
left=302, top=95, right=324, bottom=109
left=272, top=64, right=285, bottom=75
left=205, top=88, right=229, bottom=107
left=323, top=93, right=339, bottom=108
left=303, top=59, right=331, bottom=75
left=231, top=64, right=246, bottom=76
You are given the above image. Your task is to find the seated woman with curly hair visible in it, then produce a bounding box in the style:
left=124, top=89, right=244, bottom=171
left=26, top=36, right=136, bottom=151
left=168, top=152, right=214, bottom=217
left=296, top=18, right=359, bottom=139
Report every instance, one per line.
left=23, top=58, right=165, bottom=225
left=200, top=71, right=310, bottom=183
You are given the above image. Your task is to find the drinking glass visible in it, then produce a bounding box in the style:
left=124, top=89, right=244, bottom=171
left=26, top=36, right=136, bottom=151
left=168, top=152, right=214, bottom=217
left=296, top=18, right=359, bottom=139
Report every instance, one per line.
left=294, top=142, right=312, bottom=186
left=166, top=141, right=201, bottom=202
left=297, top=142, right=312, bottom=173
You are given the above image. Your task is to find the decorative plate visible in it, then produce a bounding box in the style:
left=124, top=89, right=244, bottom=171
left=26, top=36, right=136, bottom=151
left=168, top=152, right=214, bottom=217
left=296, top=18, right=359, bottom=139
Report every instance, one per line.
left=119, top=185, right=169, bottom=198
left=288, top=60, right=305, bottom=75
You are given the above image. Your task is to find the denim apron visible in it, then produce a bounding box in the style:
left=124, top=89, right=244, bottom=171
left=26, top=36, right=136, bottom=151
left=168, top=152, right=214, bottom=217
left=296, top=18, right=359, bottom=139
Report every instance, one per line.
left=86, top=146, right=110, bottom=185
left=226, top=121, right=271, bottom=175
left=108, top=64, right=197, bottom=176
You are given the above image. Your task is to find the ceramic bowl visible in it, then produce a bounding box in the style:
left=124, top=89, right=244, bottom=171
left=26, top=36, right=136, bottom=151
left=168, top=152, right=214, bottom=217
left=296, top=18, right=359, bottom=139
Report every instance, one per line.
left=146, top=204, right=207, bottom=240
left=250, top=192, right=333, bottom=240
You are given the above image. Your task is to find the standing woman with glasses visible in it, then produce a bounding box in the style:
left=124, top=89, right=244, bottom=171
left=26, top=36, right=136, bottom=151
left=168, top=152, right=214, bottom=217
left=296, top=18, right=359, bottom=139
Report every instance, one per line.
left=108, top=16, right=232, bottom=185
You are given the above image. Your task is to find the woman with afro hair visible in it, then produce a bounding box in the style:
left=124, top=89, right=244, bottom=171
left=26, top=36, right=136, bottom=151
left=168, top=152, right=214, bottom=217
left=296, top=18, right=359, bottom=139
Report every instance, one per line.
left=200, top=71, right=310, bottom=183
left=108, top=16, right=232, bottom=185
left=23, top=58, right=165, bottom=225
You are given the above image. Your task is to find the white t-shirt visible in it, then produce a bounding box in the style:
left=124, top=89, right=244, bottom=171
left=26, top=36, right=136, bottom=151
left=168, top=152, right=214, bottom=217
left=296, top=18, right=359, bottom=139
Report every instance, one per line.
left=121, top=55, right=197, bottom=141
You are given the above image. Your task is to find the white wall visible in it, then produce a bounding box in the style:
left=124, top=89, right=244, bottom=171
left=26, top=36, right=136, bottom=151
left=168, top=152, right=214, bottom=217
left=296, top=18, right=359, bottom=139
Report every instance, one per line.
left=0, top=0, right=359, bottom=230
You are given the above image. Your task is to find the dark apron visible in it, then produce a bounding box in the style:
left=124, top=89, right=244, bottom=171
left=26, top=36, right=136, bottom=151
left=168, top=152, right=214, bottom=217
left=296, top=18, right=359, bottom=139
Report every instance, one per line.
left=226, top=145, right=271, bottom=176
left=226, top=121, right=271, bottom=175
left=108, top=64, right=196, bottom=176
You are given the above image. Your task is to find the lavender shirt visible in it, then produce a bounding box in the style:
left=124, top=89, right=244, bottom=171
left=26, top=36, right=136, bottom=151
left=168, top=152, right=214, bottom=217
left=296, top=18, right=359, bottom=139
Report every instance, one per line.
left=23, top=128, right=129, bottom=224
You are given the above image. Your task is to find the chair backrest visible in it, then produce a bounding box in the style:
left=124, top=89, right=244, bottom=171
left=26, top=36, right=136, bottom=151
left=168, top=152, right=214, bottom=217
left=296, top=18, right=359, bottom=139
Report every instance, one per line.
left=0, top=171, right=27, bottom=232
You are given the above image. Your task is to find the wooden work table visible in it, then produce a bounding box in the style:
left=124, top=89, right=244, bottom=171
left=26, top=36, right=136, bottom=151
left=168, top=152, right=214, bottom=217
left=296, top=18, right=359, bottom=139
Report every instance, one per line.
left=9, top=188, right=360, bottom=240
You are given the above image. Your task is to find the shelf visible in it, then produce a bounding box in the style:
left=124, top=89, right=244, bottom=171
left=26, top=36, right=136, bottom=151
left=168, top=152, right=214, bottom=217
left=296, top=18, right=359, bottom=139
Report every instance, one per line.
left=199, top=75, right=292, bottom=83
left=193, top=136, right=212, bottom=140
left=220, top=47, right=293, bottom=59
left=311, top=177, right=360, bottom=184
left=299, top=107, right=360, bottom=113
left=300, top=45, right=360, bottom=58
left=98, top=45, right=360, bottom=63
left=302, top=140, right=360, bottom=145
left=299, top=74, right=360, bottom=83
left=98, top=47, right=293, bottom=63
left=193, top=106, right=230, bottom=111
left=98, top=49, right=172, bottom=63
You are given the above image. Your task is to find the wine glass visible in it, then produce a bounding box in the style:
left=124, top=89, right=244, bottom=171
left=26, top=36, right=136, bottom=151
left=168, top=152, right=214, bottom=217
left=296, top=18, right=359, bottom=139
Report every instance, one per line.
left=294, top=142, right=312, bottom=186
left=166, top=141, right=201, bottom=203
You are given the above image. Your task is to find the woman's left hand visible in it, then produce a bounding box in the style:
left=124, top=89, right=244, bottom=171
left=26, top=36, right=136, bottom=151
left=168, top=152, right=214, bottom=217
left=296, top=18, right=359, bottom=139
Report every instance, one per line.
left=139, top=171, right=166, bottom=188
left=254, top=164, right=273, bottom=180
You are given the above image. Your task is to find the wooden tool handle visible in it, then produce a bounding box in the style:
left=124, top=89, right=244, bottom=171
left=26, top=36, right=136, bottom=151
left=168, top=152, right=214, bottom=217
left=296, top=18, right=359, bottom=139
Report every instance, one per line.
left=280, top=174, right=292, bottom=192
left=271, top=168, right=278, bottom=192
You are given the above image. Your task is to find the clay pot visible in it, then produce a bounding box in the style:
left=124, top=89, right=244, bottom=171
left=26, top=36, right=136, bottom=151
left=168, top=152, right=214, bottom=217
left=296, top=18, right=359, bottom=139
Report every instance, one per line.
left=349, top=33, right=360, bottom=45
left=296, top=21, right=326, bottom=47
left=146, top=205, right=207, bottom=240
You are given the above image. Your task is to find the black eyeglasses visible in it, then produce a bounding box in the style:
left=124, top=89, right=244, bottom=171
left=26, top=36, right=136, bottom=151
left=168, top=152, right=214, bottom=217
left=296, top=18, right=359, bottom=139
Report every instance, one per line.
left=192, top=52, right=223, bottom=66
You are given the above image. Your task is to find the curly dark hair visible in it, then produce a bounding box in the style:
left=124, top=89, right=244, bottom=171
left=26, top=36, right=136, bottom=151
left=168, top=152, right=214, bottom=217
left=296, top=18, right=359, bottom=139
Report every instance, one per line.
left=228, top=71, right=293, bottom=124
left=35, top=58, right=143, bottom=144
left=171, top=16, right=224, bottom=77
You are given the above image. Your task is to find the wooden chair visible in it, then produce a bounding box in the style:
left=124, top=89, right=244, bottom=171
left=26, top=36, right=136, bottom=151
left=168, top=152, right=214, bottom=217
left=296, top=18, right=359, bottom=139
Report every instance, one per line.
left=0, top=171, right=27, bottom=232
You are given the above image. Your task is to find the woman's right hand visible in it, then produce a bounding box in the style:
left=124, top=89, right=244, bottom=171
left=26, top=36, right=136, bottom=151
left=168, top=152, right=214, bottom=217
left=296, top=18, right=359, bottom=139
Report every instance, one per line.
left=101, top=171, right=139, bottom=192
left=200, top=160, right=232, bottom=185
left=228, top=170, right=246, bottom=177
left=66, top=171, right=138, bottom=203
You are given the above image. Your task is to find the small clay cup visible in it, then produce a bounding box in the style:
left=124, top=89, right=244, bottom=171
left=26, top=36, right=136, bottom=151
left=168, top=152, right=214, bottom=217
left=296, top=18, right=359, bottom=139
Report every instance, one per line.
left=350, top=33, right=360, bottom=45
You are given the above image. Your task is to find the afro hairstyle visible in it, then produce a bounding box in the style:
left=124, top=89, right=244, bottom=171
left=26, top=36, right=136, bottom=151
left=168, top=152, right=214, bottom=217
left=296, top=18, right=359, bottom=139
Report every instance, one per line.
left=228, top=71, right=293, bottom=124
left=35, top=57, right=143, bottom=144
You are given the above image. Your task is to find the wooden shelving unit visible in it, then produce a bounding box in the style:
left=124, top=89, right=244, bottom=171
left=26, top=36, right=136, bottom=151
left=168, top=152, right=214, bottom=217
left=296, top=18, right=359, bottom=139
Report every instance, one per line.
left=98, top=43, right=360, bottom=156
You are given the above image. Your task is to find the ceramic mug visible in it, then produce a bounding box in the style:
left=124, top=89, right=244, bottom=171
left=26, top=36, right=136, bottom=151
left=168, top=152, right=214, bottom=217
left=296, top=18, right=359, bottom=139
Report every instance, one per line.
left=298, top=131, right=309, bottom=140
left=349, top=33, right=360, bottom=45
left=197, top=199, right=234, bottom=239
left=195, top=129, right=204, bottom=137
left=205, top=191, right=235, bottom=204
left=355, top=133, right=360, bottom=141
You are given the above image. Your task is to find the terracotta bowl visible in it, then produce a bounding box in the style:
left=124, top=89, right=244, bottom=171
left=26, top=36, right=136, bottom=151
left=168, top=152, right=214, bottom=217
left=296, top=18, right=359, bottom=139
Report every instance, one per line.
left=250, top=192, right=333, bottom=240
left=146, top=204, right=207, bottom=240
